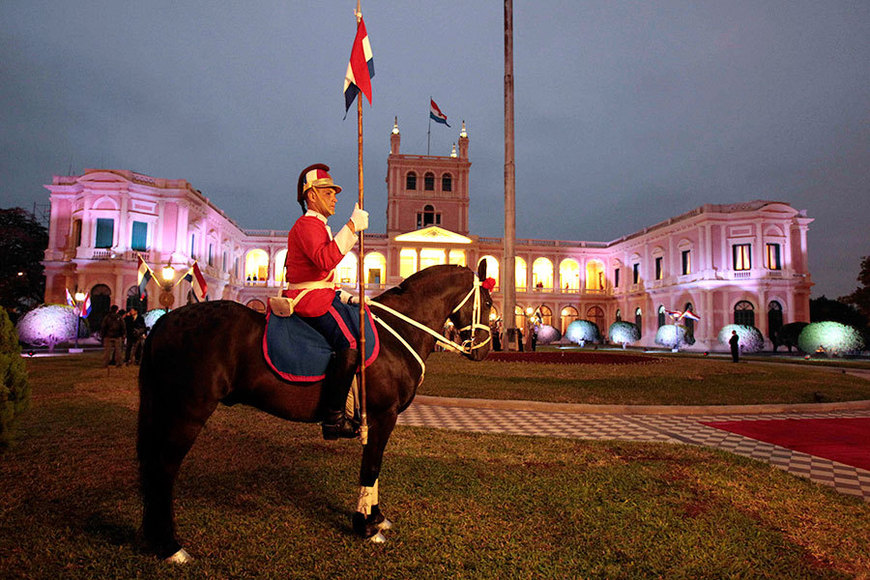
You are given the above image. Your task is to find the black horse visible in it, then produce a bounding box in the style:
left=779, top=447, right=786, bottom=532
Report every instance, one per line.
left=137, top=263, right=492, bottom=561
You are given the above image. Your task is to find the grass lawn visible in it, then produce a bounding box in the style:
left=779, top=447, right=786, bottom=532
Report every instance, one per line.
left=420, top=351, right=870, bottom=405
left=1, top=353, right=868, bottom=578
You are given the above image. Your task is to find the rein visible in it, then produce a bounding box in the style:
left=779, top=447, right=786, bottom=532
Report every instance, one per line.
left=367, top=275, right=491, bottom=385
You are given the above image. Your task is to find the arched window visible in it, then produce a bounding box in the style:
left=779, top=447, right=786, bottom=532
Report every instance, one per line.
left=586, top=259, right=605, bottom=290
left=126, top=285, right=147, bottom=314
left=416, top=204, right=441, bottom=228
left=424, top=172, right=435, bottom=191
left=245, top=249, right=269, bottom=283
left=514, top=305, right=525, bottom=330
left=364, top=252, right=386, bottom=287
left=658, top=305, right=666, bottom=328
left=515, top=257, right=527, bottom=291
left=537, top=305, right=553, bottom=327
left=478, top=256, right=499, bottom=288
left=90, top=284, right=112, bottom=330
left=532, top=257, right=553, bottom=290
left=560, top=306, right=579, bottom=335
left=635, top=307, right=643, bottom=338
left=768, top=301, right=783, bottom=339
left=406, top=172, right=417, bottom=190
left=441, top=173, right=452, bottom=192
left=559, top=259, right=580, bottom=291
left=734, top=300, right=755, bottom=326
left=274, top=249, right=287, bottom=284
left=615, top=308, right=622, bottom=322
left=587, top=306, right=605, bottom=336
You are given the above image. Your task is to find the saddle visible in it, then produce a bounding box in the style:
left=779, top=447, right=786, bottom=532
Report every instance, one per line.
left=262, top=303, right=379, bottom=382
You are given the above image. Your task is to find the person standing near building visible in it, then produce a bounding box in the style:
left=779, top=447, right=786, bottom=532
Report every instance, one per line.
left=729, top=330, right=740, bottom=363
left=284, top=164, right=368, bottom=440
left=100, top=305, right=125, bottom=367
left=124, top=308, right=147, bottom=365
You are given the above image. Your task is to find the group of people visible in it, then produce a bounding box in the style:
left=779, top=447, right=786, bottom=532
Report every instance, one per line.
left=99, top=304, right=147, bottom=367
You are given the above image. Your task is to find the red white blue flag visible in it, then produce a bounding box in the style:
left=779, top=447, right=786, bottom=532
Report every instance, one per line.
left=65, top=288, right=75, bottom=308
left=343, top=16, right=374, bottom=115
left=137, top=254, right=153, bottom=299
left=79, top=292, right=91, bottom=318
left=429, top=99, right=450, bottom=127
left=184, top=261, right=208, bottom=302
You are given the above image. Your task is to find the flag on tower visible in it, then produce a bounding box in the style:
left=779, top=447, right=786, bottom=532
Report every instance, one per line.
left=137, top=254, right=153, bottom=299
left=429, top=99, right=450, bottom=126
left=183, top=261, right=208, bottom=302
left=343, top=16, right=374, bottom=114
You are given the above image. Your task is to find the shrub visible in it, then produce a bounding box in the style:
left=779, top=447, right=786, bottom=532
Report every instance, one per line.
left=655, top=324, right=689, bottom=350
left=0, top=308, right=30, bottom=449
left=15, top=304, right=78, bottom=351
left=143, top=309, right=168, bottom=330
left=798, top=321, right=865, bottom=357
left=535, top=324, right=560, bottom=345
left=608, top=321, right=640, bottom=348
left=565, top=319, right=600, bottom=346
left=718, top=325, right=765, bottom=353
left=773, top=322, right=808, bottom=352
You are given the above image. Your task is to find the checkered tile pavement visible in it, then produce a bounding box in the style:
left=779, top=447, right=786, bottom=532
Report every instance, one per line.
left=399, top=402, right=870, bottom=501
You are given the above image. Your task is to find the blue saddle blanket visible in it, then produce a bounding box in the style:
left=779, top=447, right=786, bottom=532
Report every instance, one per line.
left=263, top=303, right=379, bottom=382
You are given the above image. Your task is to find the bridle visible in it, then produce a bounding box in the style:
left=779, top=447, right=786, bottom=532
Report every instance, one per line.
left=366, top=274, right=492, bottom=385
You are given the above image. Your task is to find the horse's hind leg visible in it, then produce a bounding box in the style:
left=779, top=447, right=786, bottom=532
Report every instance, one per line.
left=137, top=389, right=218, bottom=561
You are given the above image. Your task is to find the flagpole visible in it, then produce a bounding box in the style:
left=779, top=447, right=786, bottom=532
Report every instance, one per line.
left=427, top=97, right=432, bottom=156
left=355, top=1, right=369, bottom=447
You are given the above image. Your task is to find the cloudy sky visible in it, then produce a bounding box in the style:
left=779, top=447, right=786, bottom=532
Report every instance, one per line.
left=2, top=1, right=868, bottom=298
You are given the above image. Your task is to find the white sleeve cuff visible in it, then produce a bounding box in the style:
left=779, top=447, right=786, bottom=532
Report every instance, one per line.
left=334, top=224, right=358, bottom=254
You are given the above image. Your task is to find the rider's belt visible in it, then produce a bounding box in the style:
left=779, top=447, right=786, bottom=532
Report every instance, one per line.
left=269, top=279, right=337, bottom=317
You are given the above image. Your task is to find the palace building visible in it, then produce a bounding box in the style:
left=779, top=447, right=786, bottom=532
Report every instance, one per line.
left=42, top=119, right=813, bottom=350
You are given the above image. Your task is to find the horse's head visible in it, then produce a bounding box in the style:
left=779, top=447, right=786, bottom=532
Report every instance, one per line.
left=448, top=261, right=494, bottom=361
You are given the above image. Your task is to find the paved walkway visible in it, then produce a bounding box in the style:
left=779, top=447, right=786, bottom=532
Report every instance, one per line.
left=399, top=396, right=870, bottom=501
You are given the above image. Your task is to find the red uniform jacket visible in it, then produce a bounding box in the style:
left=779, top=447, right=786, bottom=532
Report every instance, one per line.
left=282, top=211, right=356, bottom=317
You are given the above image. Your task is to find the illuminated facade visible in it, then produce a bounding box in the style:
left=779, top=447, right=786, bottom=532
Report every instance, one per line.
left=42, top=121, right=813, bottom=350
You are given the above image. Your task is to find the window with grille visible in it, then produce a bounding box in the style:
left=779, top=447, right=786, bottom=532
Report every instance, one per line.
left=424, top=172, right=435, bottom=191
left=406, top=172, right=417, bottom=190
left=734, top=300, right=755, bottom=326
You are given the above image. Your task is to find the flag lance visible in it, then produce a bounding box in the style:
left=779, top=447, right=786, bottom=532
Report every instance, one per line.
left=344, top=0, right=374, bottom=445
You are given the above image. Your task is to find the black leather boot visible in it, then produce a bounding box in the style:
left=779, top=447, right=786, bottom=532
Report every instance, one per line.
left=321, top=348, right=361, bottom=440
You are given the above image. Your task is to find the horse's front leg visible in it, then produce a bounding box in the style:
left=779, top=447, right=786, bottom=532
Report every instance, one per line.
left=353, top=410, right=397, bottom=542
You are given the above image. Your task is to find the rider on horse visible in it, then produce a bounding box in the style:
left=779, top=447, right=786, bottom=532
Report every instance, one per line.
left=284, top=163, right=369, bottom=440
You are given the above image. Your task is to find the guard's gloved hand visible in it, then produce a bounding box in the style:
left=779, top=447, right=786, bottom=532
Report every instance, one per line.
left=338, top=290, right=357, bottom=305
left=350, top=203, right=369, bottom=232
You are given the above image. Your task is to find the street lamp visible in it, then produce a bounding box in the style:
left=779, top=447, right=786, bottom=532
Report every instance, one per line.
left=74, top=291, right=86, bottom=350
left=159, top=263, right=176, bottom=311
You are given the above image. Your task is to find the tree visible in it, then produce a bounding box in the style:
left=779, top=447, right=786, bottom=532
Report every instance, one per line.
left=810, top=296, right=867, bottom=329
left=0, top=208, right=48, bottom=322
left=841, top=255, right=870, bottom=321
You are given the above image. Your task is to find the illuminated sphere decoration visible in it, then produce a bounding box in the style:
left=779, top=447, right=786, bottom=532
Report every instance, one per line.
left=717, top=324, right=765, bottom=353
left=535, top=324, right=560, bottom=345
left=565, top=319, right=600, bottom=346
left=797, top=321, right=865, bottom=357
left=608, top=321, right=640, bottom=348
left=655, top=324, right=689, bottom=350
left=143, top=309, right=169, bottom=330
left=15, top=305, right=79, bottom=350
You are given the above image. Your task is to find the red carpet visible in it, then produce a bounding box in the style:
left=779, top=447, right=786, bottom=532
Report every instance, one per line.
left=702, top=418, right=870, bottom=471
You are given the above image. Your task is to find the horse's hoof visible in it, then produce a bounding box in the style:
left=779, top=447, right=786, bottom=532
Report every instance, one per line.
left=369, top=531, right=387, bottom=544
left=377, top=517, right=393, bottom=531
left=165, top=548, right=194, bottom=564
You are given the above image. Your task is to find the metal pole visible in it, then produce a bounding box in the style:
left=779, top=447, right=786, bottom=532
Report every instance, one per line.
left=503, top=0, right=518, bottom=349
left=355, top=4, right=368, bottom=446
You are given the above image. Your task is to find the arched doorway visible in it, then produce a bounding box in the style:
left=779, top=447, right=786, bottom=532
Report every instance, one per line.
left=684, top=302, right=696, bottom=342
left=635, top=307, right=643, bottom=338
left=657, top=305, right=666, bottom=328
left=734, top=300, right=755, bottom=326
left=561, top=306, right=579, bottom=335
left=768, top=301, right=783, bottom=339
left=126, top=285, right=147, bottom=314
left=586, top=306, right=605, bottom=336
left=89, top=284, right=112, bottom=330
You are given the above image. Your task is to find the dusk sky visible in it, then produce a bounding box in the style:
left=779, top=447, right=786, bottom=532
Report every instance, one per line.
left=2, top=1, right=868, bottom=298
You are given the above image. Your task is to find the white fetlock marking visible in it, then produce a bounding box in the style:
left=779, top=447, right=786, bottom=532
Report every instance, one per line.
left=356, top=479, right=379, bottom=517
left=165, top=548, right=193, bottom=564
left=369, top=531, right=387, bottom=544
left=378, top=517, right=393, bottom=531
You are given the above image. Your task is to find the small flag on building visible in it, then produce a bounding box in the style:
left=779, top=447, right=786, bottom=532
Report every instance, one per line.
left=65, top=288, right=76, bottom=308
left=137, top=254, right=153, bottom=299
left=429, top=99, right=450, bottom=127
left=343, top=15, right=374, bottom=115
left=184, top=262, right=208, bottom=302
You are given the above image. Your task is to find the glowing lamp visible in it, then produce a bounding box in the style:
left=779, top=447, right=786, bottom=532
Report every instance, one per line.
left=162, top=265, right=175, bottom=282
left=526, top=307, right=534, bottom=315
left=74, top=291, right=86, bottom=302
